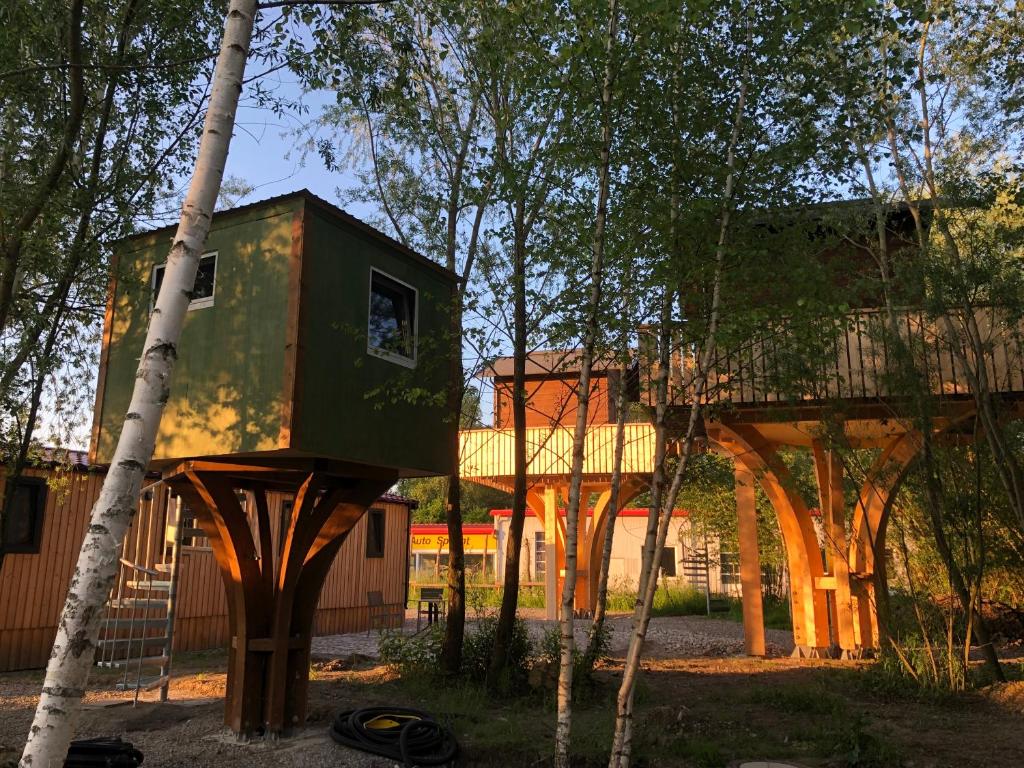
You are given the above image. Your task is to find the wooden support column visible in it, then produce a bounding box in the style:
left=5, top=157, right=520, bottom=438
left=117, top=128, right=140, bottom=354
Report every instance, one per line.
left=811, top=443, right=856, bottom=656
left=166, top=463, right=394, bottom=737
left=543, top=484, right=559, bottom=621
left=712, top=424, right=829, bottom=654
left=734, top=463, right=765, bottom=657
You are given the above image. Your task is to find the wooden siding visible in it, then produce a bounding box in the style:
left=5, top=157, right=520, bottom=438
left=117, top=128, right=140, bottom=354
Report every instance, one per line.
left=644, top=306, right=1024, bottom=408
left=492, top=375, right=612, bottom=429
left=459, top=423, right=656, bottom=484
left=0, top=466, right=411, bottom=671
left=0, top=468, right=108, bottom=671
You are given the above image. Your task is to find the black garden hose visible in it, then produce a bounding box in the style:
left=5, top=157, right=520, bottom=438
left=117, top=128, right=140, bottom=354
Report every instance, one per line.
left=329, top=706, right=458, bottom=767
left=64, top=737, right=144, bottom=767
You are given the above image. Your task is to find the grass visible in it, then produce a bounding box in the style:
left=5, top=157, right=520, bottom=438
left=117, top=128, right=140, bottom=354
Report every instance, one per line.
left=408, top=580, right=794, bottom=630
left=329, top=659, right=918, bottom=767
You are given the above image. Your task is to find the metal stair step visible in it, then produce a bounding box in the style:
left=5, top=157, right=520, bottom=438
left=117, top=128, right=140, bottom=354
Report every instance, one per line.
left=96, top=655, right=168, bottom=669
left=99, top=618, right=167, bottom=630
left=125, top=580, right=171, bottom=591
left=108, top=598, right=168, bottom=610
left=97, top=635, right=169, bottom=648
left=180, top=527, right=205, bottom=539
left=115, top=675, right=169, bottom=692
left=154, top=563, right=172, bottom=573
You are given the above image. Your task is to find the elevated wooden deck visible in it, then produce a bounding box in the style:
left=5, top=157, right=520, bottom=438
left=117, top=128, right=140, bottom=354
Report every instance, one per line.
left=654, top=306, right=1024, bottom=416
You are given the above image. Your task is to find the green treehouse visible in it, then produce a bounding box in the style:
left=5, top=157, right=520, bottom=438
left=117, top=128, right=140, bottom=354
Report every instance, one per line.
left=89, top=190, right=458, bottom=736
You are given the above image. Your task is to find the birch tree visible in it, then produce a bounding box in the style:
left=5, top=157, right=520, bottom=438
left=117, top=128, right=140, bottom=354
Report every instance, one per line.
left=19, top=2, right=260, bottom=764
left=553, top=1, right=620, bottom=763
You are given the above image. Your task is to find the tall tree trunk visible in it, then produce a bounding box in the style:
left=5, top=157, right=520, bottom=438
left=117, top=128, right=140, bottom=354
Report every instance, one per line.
left=609, top=62, right=747, bottom=768
left=555, top=3, right=618, bottom=764
left=19, top=3, right=256, bottom=764
left=487, top=208, right=529, bottom=690
left=584, top=349, right=630, bottom=669
left=440, top=316, right=466, bottom=676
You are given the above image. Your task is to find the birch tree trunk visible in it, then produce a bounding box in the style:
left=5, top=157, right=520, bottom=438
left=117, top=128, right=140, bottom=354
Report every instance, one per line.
left=608, top=68, right=748, bottom=768
left=555, top=2, right=618, bottom=764
left=584, top=349, right=630, bottom=668
left=19, top=3, right=256, bottom=764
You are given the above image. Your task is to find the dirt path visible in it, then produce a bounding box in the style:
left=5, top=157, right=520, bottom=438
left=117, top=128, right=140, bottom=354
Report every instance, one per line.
left=2, top=617, right=1021, bottom=767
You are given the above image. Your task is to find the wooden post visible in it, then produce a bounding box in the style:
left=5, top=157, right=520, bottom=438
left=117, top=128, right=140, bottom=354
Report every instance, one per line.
left=812, top=443, right=857, bottom=656
left=734, top=463, right=765, bottom=657
left=167, top=463, right=393, bottom=737
left=544, top=485, right=559, bottom=621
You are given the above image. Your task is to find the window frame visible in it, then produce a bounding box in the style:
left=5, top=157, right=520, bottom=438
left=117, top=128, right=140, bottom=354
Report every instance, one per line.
left=151, top=251, right=218, bottom=313
left=365, top=507, right=386, bottom=558
left=1, top=476, right=47, bottom=555
left=366, top=267, right=418, bottom=369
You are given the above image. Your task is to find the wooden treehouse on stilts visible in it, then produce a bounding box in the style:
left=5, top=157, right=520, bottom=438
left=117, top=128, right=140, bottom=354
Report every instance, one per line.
left=462, top=204, right=1024, bottom=660
left=90, top=191, right=458, bottom=736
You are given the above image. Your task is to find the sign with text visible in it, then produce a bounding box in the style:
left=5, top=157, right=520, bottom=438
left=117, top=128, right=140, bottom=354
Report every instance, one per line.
left=411, top=532, right=496, bottom=552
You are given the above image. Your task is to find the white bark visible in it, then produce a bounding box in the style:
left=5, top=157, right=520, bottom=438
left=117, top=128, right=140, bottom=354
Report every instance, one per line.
left=554, top=3, right=619, bottom=766
left=20, top=3, right=256, bottom=765
left=607, top=62, right=748, bottom=768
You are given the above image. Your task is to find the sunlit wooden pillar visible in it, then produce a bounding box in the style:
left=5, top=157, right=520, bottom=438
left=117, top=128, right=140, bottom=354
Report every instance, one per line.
left=573, top=484, right=595, bottom=615
left=734, top=463, right=765, bottom=656
left=812, top=443, right=857, bottom=656
left=544, top=484, right=559, bottom=621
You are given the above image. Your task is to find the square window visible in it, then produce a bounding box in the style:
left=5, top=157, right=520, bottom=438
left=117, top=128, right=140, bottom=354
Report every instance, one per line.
left=366, top=508, right=385, bottom=558
left=2, top=477, right=46, bottom=554
left=152, top=252, right=217, bottom=311
left=720, top=552, right=740, bottom=585
left=367, top=269, right=417, bottom=366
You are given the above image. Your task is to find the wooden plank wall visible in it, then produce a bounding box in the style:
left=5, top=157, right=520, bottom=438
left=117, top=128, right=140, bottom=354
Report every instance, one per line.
left=0, top=467, right=412, bottom=671
left=460, top=423, right=657, bottom=481
left=0, top=468, right=107, bottom=671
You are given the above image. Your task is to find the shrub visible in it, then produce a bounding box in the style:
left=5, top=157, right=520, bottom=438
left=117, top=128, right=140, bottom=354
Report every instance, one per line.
left=378, top=624, right=444, bottom=678
left=462, top=614, right=534, bottom=691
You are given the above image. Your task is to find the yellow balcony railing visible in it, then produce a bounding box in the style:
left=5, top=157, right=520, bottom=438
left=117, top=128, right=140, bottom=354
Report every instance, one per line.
left=459, top=422, right=657, bottom=481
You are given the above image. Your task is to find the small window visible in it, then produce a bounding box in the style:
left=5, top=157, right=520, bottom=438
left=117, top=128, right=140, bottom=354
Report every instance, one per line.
left=367, top=268, right=417, bottom=367
left=366, top=508, right=386, bottom=558
left=534, top=531, right=546, bottom=580
left=1, top=477, right=47, bottom=554
left=720, top=552, right=741, bottom=585
left=152, top=252, right=217, bottom=311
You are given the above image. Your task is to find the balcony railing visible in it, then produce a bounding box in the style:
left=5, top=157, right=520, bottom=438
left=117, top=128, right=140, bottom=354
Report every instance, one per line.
left=459, top=422, right=657, bottom=481
left=644, top=306, right=1024, bottom=409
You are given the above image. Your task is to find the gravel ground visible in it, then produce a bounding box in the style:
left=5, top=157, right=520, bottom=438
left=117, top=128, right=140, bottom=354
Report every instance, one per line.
left=1, top=615, right=791, bottom=767
left=311, top=611, right=795, bottom=660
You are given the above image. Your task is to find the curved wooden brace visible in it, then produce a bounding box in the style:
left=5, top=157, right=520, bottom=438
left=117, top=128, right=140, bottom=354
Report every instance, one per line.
left=848, top=432, right=920, bottom=576
left=584, top=476, right=647, bottom=611
left=167, top=468, right=395, bottom=736
left=713, top=424, right=829, bottom=649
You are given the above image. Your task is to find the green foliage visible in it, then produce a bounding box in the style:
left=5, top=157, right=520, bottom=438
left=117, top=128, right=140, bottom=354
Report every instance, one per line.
left=461, top=614, right=533, bottom=692
left=398, top=477, right=511, bottom=525
left=378, top=624, right=445, bottom=678
left=379, top=614, right=534, bottom=691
